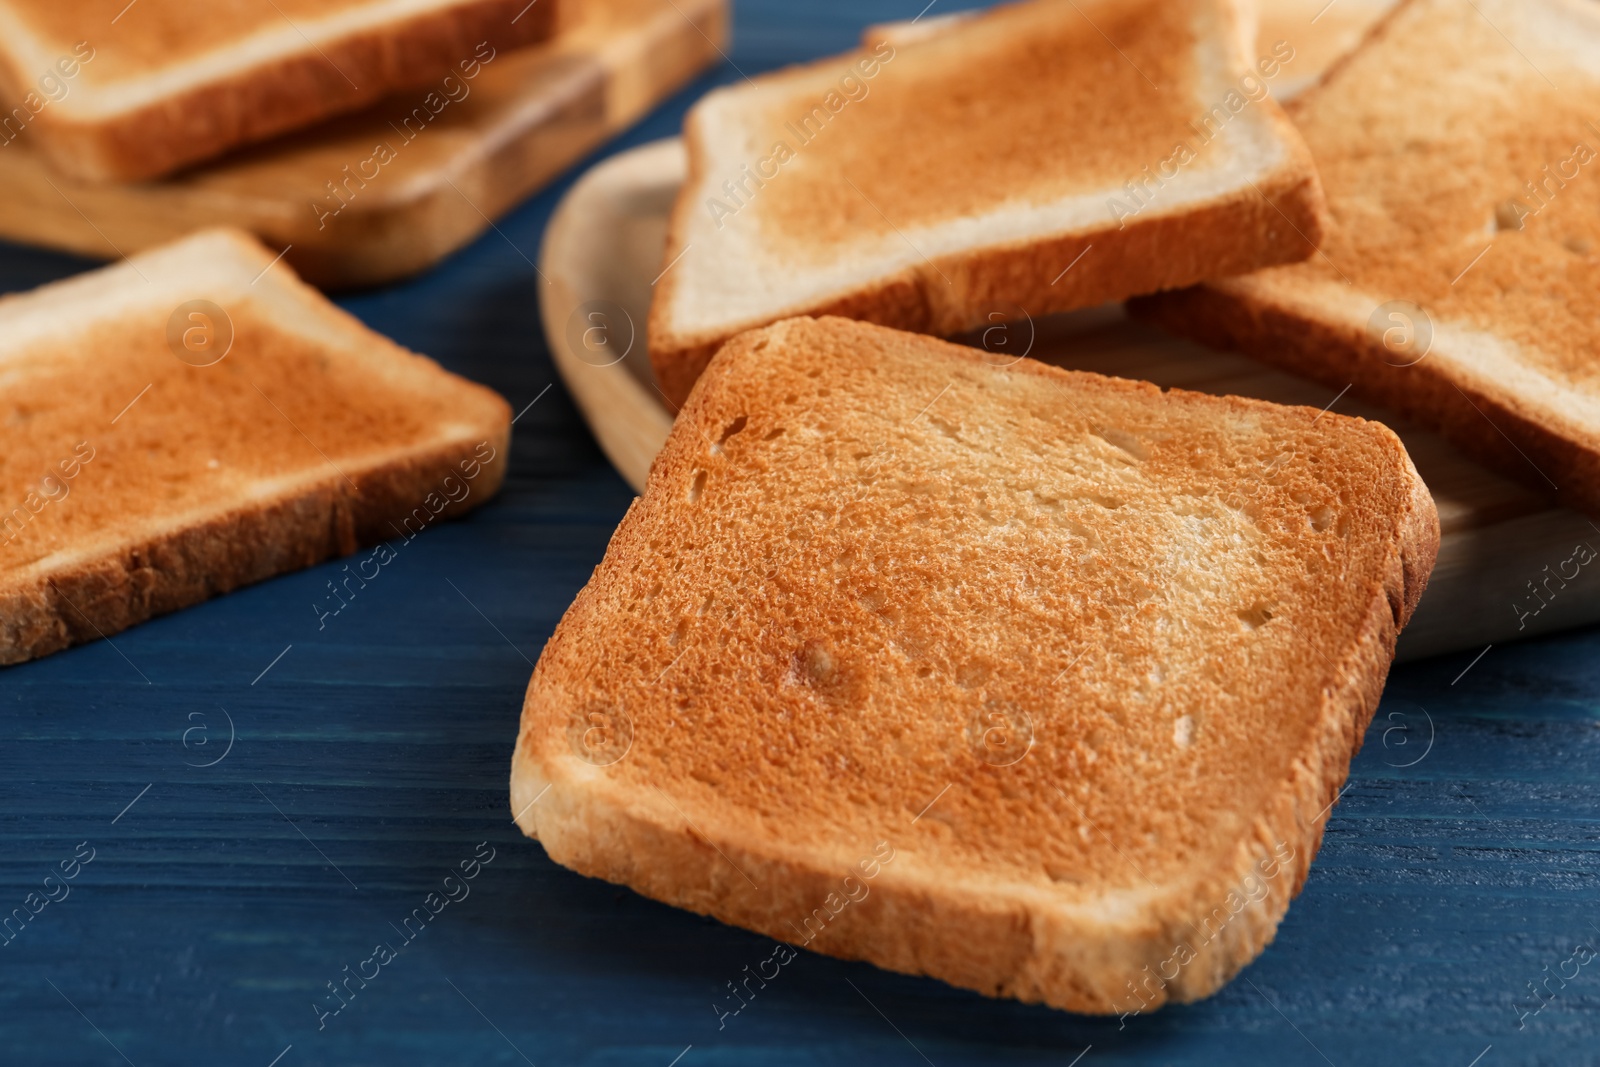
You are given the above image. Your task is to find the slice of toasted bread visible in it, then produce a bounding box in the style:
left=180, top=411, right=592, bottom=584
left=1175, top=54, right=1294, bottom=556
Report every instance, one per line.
left=863, top=0, right=1399, bottom=100
left=0, top=0, right=559, bottom=182
left=512, top=316, right=1438, bottom=1013
left=1133, top=0, right=1600, bottom=515
left=0, top=228, right=510, bottom=667
left=647, top=0, right=1329, bottom=408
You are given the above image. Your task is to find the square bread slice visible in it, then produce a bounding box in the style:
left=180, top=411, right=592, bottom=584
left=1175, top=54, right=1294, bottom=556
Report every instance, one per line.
left=0, top=227, right=509, bottom=667
left=647, top=0, right=1330, bottom=408
left=0, top=0, right=560, bottom=182
left=512, top=316, right=1438, bottom=1013
left=1133, top=0, right=1600, bottom=516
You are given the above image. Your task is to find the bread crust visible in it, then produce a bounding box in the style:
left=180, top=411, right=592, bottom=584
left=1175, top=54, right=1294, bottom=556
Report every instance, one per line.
left=647, top=0, right=1330, bottom=408
left=1131, top=0, right=1600, bottom=518
left=1129, top=282, right=1600, bottom=516
left=652, top=162, right=1326, bottom=409
left=514, top=316, right=1438, bottom=1013
left=0, top=0, right=559, bottom=183
left=0, top=435, right=508, bottom=665
left=0, top=228, right=511, bottom=666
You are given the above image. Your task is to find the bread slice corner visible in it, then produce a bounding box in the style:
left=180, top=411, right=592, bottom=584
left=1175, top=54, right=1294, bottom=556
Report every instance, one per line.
left=513, top=315, right=1437, bottom=1013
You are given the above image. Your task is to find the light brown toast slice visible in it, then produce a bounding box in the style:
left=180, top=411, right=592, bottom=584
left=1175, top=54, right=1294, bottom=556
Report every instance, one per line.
left=0, top=0, right=560, bottom=182
left=511, top=316, right=1438, bottom=1013
left=0, top=228, right=510, bottom=666
left=647, top=0, right=1330, bottom=408
left=1133, top=0, right=1600, bottom=516
left=863, top=0, right=1399, bottom=99
left=0, top=0, right=724, bottom=287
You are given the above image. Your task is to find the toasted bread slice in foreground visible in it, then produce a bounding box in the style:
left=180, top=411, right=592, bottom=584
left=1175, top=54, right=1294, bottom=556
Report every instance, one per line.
left=0, top=0, right=559, bottom=182
left=648, top=0, right=1329, bottom=408
left=1133, top=0, right=1600, bottom=516
left=512, top=316, right=1438, bottom=1013
left=0, top=228, right=509, bottom=667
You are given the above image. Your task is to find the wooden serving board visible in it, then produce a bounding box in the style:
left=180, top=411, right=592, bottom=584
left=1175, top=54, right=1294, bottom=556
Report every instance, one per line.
left=539, top=138, right=1600, bottom=662
left=0, top=0, right=726, bottom=288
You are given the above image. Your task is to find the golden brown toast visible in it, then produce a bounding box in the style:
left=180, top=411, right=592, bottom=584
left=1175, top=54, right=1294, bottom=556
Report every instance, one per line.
left=0, top=0, right=559, bottom=182
left=0, top=228, right=510, bottom=666
left=0, top=0, right=724, bottom=287
left=863, top=0, right=1399, bottom=99
left=511, top=316, right=1438, bottom=1013
left=1134, top=0, right=1600, bottom=516
left=648, top=0, right=1329, bottom=408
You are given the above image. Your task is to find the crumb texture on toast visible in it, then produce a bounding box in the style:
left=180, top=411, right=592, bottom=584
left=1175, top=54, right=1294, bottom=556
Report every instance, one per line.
left=514, top=317, right=1437, bottom=1013
left=0, top=228, right=510, bottom=666
left=1135, top=0, right=1600, bottom=514
left=648, top=0, right=1330, bottom=406
left=0, top=0, right=557, bottom=180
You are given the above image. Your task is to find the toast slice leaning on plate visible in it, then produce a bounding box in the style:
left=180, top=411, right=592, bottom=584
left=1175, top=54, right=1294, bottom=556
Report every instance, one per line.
left=513, top=315, right=1438, bottom=1013
left=648, top=0, right=1329, bottom=408
left=0, top=0, right=560, bottom=181
left=1134, top=0, right=1600, bottom=517
left=0, top=228, right=510, bottom=666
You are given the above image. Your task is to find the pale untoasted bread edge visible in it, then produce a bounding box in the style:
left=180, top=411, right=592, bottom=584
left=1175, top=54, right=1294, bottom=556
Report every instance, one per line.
left=0, top=0, right=558, bottom=183
left=512, top=317, right=1439, bottom=1013
left=649, top=157, right=1327, bottom=410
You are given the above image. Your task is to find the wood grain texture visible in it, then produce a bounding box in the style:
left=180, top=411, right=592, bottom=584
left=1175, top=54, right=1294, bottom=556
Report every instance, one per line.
left=0, top=0, right=726, bottom=287
left=1, top=3, right=1599, bottom=1066
left=540, top=138, right=1600, bottom=662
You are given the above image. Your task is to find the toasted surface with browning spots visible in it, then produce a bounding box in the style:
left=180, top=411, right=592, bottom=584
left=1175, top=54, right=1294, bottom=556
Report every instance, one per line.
left=1133, top=0, right=1600, bottom=516
left=0, top=227, right=510, bottom=666
left=0, top=0, right=558, bottom=180
left=756, top=3, right=1200, bottom=248
left=648, top=0, right=1329, bottom=408
left=512, top=316, right=1438, bottom=1013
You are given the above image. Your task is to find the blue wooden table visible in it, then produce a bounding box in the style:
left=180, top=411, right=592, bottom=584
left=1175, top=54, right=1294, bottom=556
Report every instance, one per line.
left=4, top=4, right=1598, bottom=1064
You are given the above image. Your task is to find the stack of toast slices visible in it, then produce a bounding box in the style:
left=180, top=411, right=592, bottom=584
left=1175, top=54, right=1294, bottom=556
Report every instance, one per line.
left=0, top=0, right=1572, bottom=1026
left=0, top=0, right=559, bottom=182
left=0, top=0, right=727, bottom=285
left=0, top=228, right=509, bottom=666
left=1135, top=0, right=1600, bottom=517
left=509, top=0, right=1521, bottom=1017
